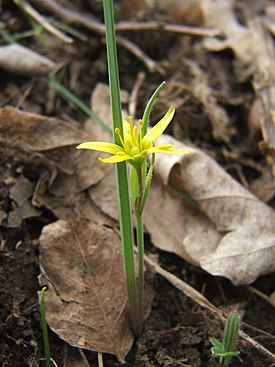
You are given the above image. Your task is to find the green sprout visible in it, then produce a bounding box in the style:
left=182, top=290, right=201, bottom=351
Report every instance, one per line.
left=76, top=0, right=191, bottom=337
left=39, top=287, right=51, bottom=367
left=210, top=311, right=240, bottom=366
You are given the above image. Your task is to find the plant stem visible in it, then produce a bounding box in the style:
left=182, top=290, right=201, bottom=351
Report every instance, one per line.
left=39, top=287, right=51, bottom=367
left=136, top=213, right=144, bottom=322
left=102, top=0, right=142, bottom=337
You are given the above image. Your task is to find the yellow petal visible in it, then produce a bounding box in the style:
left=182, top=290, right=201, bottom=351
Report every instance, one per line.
left=76, top=141, right=124, bottom=154
left=99, top=153, right=132, bottom=163
left=144, top=105, right=175, bottom=143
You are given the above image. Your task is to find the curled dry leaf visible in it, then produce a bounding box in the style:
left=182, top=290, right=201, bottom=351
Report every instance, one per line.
left=39, top=219, right=152, bottom=362
left=183, top=59, right=234, bottom=142
left=202, top=0, right=253, bottom=78
left=145, top=134, right=275, bottom=285
left=249, top=19, right=275, bottom=177
left=0, top=44, right=55, bottom=76
left=0, top=106, right=110, bottom=219
left=8, top=175, right=41, bottom=227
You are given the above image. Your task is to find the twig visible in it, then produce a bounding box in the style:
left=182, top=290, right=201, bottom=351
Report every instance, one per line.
left=98, top=352, right=104, bottom=367
left=144, top=253, right=225, bottom=318
left=247, top=285, right=275, bottom=308
left=115, top=21, right=220, bottom=37
left=78, top=349, right=90, bottom=367
left=116, top=35, right=161, bottom=73
left=129, top=71, right=146, bottom=117
left=144, top=253, right=275, bottom=362
left=29, top=0, right=218, bottom=73
left=13, top=0, right=73, bottom=43
left=30, top=0, right=159, bottom=72
left=51, top=19, right=88, bottom=42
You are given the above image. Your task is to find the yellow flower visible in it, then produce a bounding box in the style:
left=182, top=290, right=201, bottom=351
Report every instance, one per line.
left=76, top=106, right=191, bottom=167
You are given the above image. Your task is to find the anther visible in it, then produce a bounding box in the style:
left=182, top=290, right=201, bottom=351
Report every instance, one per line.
left=115, top=128, right=120, bottom=135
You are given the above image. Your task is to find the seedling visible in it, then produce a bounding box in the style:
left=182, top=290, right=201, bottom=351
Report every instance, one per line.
left=76, top=0, right=191, bottom=337
left=39, top=287, right=51, bottom=367
left=210, top=311, right=240, bottom=366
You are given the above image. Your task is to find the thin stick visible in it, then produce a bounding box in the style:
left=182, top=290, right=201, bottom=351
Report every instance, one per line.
left=13, top=0, right=73, bottom=43
left=78, top=349, right=91, bottom=367
left=98, top=352, right=104, bottom=367
left=247, top=285, right=275, bottom=308
left=117, top=36, right=161, bottom=73
left=143, top=253, right=275, bottom=362
left=115, top=21, right=220, bottom=37
left=129, top=71, right=146, bottom=117
left=30, top=0, right=156, bottom=72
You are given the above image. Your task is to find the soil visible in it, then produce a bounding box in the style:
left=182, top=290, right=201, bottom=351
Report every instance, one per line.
left=0, top=1, right=275, bottom=367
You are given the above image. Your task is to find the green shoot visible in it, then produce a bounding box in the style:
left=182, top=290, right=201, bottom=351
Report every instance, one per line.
left=39, top=287, right=51, bottom=367
left=210, top=311, right=240, bottom=367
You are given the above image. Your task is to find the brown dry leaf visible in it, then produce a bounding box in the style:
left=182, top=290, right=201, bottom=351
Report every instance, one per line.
left=146, top=133, right=275, bottom=285
left=39, top=219, right=152, bottom=362
left=265, top=3, right=275, bottom=36
left=249, top=19, right=275, bottom=177
left=202, top=0, right=253, bottom=78
left=0, top=106, right=110, bottom=219
left=117, top=0, right=204, bottom=25
left=183, top=59, right=234, bottom=142
left=8, top=175, right=41, bottom=227
left=0, top=44, right=55, bottom=76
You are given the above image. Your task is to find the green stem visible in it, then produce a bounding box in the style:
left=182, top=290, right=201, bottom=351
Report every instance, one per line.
left=39, top=287, right=51, bottom=367
left=136, top=214, right=144, bottom=323
left=103, top=0, right=142, bottom=337
left=134, top=167, right=145, bottom=330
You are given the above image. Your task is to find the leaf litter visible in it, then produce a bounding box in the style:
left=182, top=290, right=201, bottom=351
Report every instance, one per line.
left=39, top=219, right=153, bottom=362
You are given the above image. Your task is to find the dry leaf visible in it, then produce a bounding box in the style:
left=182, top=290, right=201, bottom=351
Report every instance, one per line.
left=146, top=133, right=275, bottom=285
left=8, top=175, right=41, bottom=227
left=183, top=59, right=234, bottom=142
left=0, top=44, right=54, bottom=76
left=39, top=220, right=133, bottom=361
left=249, top=19, right=275, bottom=177
left=202, top=0, right=253, bottom=79
left=0, top=106, right=110, bottom=219
left=39, top=219, right=153, bottom=362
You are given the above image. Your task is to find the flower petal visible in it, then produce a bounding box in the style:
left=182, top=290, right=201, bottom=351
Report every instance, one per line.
left=144, top=105, right=175, bottom=143
left=76, top=141, right=124, bottom=154
left=99, top=153, right=132, bottom=163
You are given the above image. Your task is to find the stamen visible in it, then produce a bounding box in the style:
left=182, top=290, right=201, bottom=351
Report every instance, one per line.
left=115, top=127, right=126, bottom=149
left=133, top=126, right=139, bottom=146
left=138, top=119, right=144, bottom=148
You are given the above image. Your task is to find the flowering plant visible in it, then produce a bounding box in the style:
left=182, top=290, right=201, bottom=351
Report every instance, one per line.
left=78, top=0, right=191, bottom=337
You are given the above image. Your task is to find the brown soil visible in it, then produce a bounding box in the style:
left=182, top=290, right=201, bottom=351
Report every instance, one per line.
left=0, top=1, right=275, bottom=366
